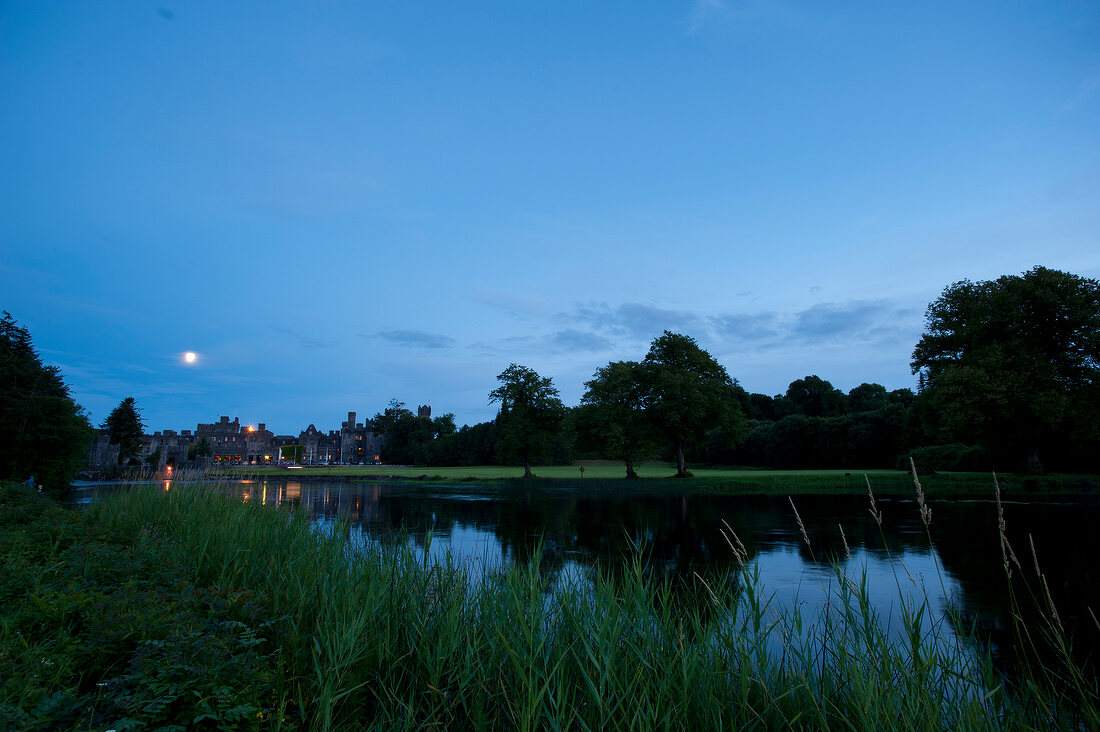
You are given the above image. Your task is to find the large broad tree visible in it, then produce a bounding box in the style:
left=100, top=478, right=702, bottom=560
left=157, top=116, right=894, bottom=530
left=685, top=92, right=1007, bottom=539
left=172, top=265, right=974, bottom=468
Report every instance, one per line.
left=643, top=331, right=744, bottom=478
left=103, top=397, right=145, bottom=465
left=911, top=266, right=1100, bottom=470
left=573, top=360, right=656, bottom=478
left=848, top=383, right=889, bottom=413
left=778, top=375, right=848, bottom=417
left=489, top=363, right=565, bottom=478
left=0, top=312, right=94, bottom=490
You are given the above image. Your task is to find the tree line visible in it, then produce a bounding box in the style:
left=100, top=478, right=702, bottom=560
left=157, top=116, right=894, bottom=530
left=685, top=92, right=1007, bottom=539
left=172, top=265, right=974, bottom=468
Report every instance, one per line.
left=3, top=266, right=1098, bottom=488
left=374, top=266, right=1100, bottom=475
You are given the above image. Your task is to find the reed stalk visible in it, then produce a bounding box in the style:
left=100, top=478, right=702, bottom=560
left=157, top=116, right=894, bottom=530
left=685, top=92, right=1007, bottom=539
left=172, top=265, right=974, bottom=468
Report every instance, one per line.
left=6, top=474, right=1097, bottom=731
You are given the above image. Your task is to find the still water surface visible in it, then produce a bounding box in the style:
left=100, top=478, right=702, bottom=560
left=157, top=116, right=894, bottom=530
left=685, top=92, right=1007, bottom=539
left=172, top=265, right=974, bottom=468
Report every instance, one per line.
left=74, top=477, right=1100, bottom=674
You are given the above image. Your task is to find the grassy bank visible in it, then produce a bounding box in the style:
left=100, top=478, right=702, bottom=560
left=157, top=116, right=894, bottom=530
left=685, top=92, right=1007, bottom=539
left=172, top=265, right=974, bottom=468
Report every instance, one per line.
left=2, top=478, right=1095, bottom=730
left=213, top=463, right=1098, bottom=497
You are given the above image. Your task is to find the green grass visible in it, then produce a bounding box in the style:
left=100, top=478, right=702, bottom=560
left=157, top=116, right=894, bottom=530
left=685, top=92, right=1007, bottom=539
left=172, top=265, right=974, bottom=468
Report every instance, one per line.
left=213, top=463, right=1095, bottom=497
left=216, top=463, right=902, bottom=480
left=2, top=477, right=1096, bottom=730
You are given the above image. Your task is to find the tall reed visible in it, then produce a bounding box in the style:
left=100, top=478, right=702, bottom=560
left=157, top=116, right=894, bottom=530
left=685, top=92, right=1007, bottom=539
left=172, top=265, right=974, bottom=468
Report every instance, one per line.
left=88, top=474, right=1099, bottom=731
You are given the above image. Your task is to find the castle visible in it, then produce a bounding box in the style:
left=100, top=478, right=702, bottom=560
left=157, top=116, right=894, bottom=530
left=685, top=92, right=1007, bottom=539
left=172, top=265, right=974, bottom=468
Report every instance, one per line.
left=86, top=405, right=431, bottom=469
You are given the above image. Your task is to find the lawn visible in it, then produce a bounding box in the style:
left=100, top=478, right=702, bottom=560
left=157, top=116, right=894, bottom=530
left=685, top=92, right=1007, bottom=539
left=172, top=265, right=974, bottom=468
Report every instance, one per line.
left=209, top=462, right=1098, bottom=497
left=215, top=463, right=902, bottom=481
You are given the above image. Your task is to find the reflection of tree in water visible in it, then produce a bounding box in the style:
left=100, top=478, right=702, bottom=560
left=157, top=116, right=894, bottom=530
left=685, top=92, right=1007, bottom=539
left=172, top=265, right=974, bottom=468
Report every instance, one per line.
left=932, top=497, right=1100, bottom=680
left=562, top=494, right=748, bottom=637
left=264, top=479, right=1100, bottom=682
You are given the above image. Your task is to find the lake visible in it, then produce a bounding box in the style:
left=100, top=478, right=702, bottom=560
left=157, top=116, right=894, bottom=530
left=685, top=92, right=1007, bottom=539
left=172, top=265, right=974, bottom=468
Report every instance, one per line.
left=73, top=476, right=1100, bottom=677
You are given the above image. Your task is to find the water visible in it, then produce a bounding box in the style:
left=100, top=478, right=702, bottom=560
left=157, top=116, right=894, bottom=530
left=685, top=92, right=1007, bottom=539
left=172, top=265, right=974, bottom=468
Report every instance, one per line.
left=71, top=477, right=1100, bottom=675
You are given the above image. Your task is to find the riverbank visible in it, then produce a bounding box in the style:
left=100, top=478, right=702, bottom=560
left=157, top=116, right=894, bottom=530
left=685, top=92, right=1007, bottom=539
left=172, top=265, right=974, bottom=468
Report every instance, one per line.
left=210, top=463, right=1100, bottom=498
left=2, top=478, right=1096, bottom=730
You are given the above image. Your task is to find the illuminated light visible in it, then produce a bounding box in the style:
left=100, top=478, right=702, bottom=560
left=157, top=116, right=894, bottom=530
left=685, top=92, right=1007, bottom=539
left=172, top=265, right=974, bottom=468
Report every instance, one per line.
left=164, top=481, right=170, bottom=492
left=247, top=426, right=255, bottom=432
left=183, top=351, right=198, bottom=364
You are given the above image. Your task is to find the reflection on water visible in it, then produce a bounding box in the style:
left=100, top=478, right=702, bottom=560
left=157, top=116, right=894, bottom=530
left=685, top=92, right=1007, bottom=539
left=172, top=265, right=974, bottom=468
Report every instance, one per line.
left=69, top=477, right=1100, bottom=677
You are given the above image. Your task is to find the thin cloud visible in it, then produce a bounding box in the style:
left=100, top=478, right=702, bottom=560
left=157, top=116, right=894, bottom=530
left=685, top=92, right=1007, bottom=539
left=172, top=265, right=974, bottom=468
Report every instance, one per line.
left=712, top=300, right=921, bottom=351
left=687, top=0, right=726, bottom=34
left=711, top=312, right=782, bottom=342
left=376, top=330, right=456, bottom=349
left=547, top=329, right=614, bottom=353
left=272, top=326, right=336, bottom=349
left=791, top=300, right=898, bottom=341
left=570, top=301, right=703, bottom=339
left=686, top=0, right=799, bottom=34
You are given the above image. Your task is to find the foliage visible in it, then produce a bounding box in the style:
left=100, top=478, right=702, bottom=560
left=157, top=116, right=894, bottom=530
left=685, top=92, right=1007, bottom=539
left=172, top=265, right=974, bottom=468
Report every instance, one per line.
left=189, top=435, right=213, bottom=460
left=911, top=266, right=1100, bottom=470
left=848, top=382, right=889, bottom=413
left=572, top=361, right=657, bottom=478
left=0, top=312, right=94, bottom=491
left=370, top=398, right=413, bottom=441
left=489, top=364, right=566, bottom=478
left=899, top=443, right=989, bottom=472
left=278, top=444, right=303, bottom=463
left=0, top=481, right=288, bottom=731
left=5, top=479, right=1099, bottom=730
left=724, top=406, right=915, bottom=469
left=643, top=332, right=743, bottom=477
left=380, top=411, right=459, bottom=465
left=103, top=397, right=145, bottom=465
left=777, top=374, right=848, bottom=417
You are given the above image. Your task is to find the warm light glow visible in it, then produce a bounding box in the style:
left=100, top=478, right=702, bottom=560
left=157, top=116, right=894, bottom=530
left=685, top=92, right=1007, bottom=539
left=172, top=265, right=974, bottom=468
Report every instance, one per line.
left=247, top=426, right=255, bottom=432
left=183, top=351, right=198, bottom=364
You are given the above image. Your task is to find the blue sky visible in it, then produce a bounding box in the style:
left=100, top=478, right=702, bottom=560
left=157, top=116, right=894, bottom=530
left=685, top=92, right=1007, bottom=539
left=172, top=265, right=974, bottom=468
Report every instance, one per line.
left=2, top=0, right=1098, bottom=433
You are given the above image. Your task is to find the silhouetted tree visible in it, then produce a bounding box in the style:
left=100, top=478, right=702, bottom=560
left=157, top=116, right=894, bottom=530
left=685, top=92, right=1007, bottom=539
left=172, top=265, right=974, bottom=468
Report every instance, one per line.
left=573, top=361, right=657, bottom=478
left=643, top=332, right=743, bottom=477
left=912, top=266, right=1100, bottom=469
left=103, top=397, right=145, bottom=465
left=0, top=312, right=94, bottom=489
left=490, top=364, right=565, bottom=478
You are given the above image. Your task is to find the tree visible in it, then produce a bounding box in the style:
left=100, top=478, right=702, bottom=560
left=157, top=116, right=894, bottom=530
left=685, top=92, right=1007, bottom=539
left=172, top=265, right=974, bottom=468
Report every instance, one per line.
left=778, top=375, right=848, bottom=417
left=911, top=266, right=1100, bottom=470
left=848, top=383, right=888, bottom=413
left=643, top=332, right=743, bottom=477
left=0, top=312, right=94, bottom=490
left=383, top=410, right=455, bottom=465
left=103, top=397, right=145, bottom=465
left=371, top=398, right=413, bottom=439
left=573, top=361, right=657, bottom=478
left=489, top=364, right=565, bottom=478
left=194, top=435, right=212, bottom=458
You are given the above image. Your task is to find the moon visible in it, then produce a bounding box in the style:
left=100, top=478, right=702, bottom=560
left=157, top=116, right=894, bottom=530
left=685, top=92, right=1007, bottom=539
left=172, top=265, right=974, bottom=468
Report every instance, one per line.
left=183, top=351, right=198, bottom=364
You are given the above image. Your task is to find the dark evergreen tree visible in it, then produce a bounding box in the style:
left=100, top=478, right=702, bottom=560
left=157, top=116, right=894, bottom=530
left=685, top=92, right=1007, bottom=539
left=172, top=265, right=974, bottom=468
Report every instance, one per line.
left=0, top=312, right=94, bottom=490
left=103, top=397, right=145, bottom=465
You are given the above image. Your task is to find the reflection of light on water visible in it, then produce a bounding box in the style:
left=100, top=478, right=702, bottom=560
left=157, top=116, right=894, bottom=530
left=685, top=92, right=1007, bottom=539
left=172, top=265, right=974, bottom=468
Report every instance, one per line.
left=164, top=481, right=170, bottom=492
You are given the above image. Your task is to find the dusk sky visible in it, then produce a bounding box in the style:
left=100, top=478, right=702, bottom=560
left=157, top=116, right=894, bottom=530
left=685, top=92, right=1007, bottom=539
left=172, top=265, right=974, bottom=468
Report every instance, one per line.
left=2, top=1, right=1098, bottom=434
